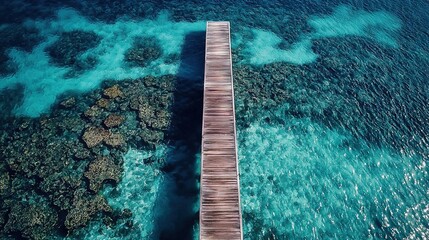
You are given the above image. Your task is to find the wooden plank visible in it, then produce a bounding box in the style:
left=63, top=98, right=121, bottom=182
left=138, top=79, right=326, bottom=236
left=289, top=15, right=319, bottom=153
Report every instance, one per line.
left=200, top=21, right=243, bottom=240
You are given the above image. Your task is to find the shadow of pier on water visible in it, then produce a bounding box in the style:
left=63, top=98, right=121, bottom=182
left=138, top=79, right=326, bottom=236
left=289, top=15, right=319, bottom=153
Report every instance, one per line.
left=153, top=30, right=205, bottom=240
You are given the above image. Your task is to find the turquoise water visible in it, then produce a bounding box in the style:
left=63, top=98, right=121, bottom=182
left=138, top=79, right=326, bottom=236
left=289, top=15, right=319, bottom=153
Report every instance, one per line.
left=0, top=0, right=428, bottom=239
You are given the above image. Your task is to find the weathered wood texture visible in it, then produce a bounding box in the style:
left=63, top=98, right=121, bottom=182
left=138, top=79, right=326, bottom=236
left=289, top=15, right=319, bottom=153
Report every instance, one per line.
left=200, top=21, right=243, bottom=240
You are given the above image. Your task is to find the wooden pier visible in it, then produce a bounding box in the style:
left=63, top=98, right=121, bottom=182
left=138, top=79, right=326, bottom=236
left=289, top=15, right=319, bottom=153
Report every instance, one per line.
left=200, top=21, right=243, bottom=240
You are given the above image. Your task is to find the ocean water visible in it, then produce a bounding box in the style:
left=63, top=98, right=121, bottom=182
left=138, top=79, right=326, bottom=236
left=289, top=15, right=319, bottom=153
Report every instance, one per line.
left=0, top=0, right=428, bottom=239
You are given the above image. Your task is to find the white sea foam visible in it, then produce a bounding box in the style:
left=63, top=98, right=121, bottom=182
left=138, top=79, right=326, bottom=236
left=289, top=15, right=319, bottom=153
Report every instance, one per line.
left=0, top=8, right=204, bottom=117
left=241, top=4, right=402, bottom=65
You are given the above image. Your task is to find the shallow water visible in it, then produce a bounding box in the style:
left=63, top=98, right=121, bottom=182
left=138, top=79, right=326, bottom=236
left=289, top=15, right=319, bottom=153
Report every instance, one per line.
left=0, top=0, right=428, bottom=239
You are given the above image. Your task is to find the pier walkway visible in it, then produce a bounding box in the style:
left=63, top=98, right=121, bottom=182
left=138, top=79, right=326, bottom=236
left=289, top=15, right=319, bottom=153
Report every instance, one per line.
left=200, top=21, right=243, bottom=240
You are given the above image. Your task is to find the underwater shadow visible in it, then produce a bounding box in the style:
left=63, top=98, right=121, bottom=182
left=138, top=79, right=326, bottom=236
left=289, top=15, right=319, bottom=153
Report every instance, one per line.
left=153, top=31, right=205, bottom=240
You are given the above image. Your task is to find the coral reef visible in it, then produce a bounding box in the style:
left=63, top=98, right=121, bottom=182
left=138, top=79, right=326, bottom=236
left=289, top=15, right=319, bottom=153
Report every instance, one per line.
left=103, top=84, right=123, bottom=99
left=60, top=97, right=76, bottom=109
left=40, top=171, right=82, bottom=210
left=233, top=64, right=289, bottom=128
left=84, top=156, right=122, bottom=192
left=104, top=133, right=125, bottom=148
left=0, top=75, right=176, bottom=238
left=65, top=189, right=112, bottom=230
left=84, top=105, right=102, bottom=119
left=0, top=84, right=25, bottom=120
left=104, top=114, right=125, bottom=128
left=96, top=98, right=110, bottom=109
left=3, top=203, right=58, bottom=240
left=0, top=1, right=428, bottom=239
left=46, top=30, right=101, bottom=76
left=124, top=37, right=162, bottom=67
left=82, top=126, right=110, bottom=148
left=0, top=171, right=9, bottom=197
left=233, top=36, right=429, bottom=155
left=232, top=36, right=429, bottom=239
left=0, top=25, right=41, bottom=76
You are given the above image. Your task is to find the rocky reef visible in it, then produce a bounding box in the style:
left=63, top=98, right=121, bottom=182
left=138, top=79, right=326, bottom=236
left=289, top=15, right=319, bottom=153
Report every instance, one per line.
left=84, top=156, right=122, bottom=192
left=0, top=75, right=176, bottom=238
left=46, top=30, right=101, bottom=77
left=0, top=84, right=25, bottom=120
left=124, top=37, right=162, bottom=67
left=233, top=64, right=289, bottom=128
left=64, top=189, right=112, bottom=230
left=104, top=114, right=125, bottom=128
left=3, top=202, right=58, bottom=240
left=0, top=25, right=41, bottom=76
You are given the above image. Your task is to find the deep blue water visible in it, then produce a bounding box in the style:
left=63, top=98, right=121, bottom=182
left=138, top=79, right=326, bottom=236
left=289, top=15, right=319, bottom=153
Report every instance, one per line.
left=0, top=0, right=428, bottom=239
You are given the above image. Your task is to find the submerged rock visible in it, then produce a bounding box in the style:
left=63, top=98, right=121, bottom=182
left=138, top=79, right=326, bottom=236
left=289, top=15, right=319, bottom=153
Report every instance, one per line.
left=82, top=127, right=110, bottom=148
left=150, top=109, right=171, bottom=130
left=0, top=83, right=25, bottom=119
left=84, top=105, right=102, bottom=119
left=74, top=149, right=91, bottom=160
left=121, top=208, right=133, bottom=218
left=104, top=114, right=125, bottom=128
left=0, top=74, right=175, bottom=237
left=4, top=202, right=58, bottom=240
left=60, top=97, right=76, bottom=109
left=103, top=85, right=123, bottom=99
left=47, top=30, right=101, bottom=69
left=40, top=172, right=82, bottom=210
left=124, top=37, right=162, bottom=67
left=0, top=171, right=10, bottom=197
left=84, top=157, right=122, bottom=192
left=96, top=98, right=110, bottom=109
left=65, top=189, right=112, bottom=230
left=138, top=103, right=155, bottom=126
left=0, top=25, right=41, bottom=76
left=104, top=133, right=125, bottom=148
left=140, top=128, right=164, bottom=146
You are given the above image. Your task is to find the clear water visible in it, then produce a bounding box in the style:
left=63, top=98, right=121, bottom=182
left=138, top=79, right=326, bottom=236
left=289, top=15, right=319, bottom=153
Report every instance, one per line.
left=0, top=0, right=428, bottom=239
